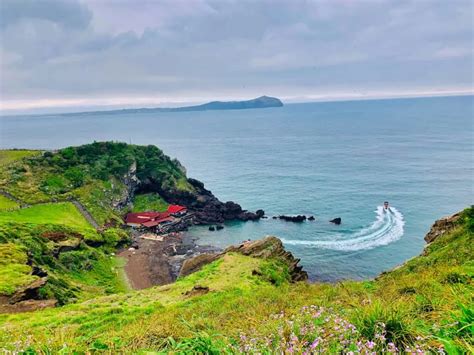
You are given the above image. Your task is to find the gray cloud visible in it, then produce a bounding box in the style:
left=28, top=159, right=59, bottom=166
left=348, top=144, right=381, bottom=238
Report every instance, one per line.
left=0, top=0, right=472, bottom=111
left=0, top=0, right=92, bottom=29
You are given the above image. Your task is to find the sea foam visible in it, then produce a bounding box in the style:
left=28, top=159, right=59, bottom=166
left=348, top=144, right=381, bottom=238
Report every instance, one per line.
left=281, top=206, right=405, bottom=251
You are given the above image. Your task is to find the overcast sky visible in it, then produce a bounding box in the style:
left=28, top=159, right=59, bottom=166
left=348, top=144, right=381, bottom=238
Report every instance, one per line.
left=0, top=0, right=473, bottom=113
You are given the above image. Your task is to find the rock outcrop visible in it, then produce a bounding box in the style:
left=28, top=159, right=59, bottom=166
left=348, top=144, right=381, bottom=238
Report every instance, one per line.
left=179, top=236, right=308, bottom=282
left=179, top=253, right=220, bottom=278
left=424, top=211, right=461, bottom=243
left=330, top=217, right=342, bottom=225
left=278, top=215, right=307, bottom=222
left=8, top=277, right=48, bottom=304
left=143, top=177, right=264, bottom=224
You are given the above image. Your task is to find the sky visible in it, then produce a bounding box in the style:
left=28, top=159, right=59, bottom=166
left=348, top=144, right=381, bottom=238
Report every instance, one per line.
left=0, top=0, right=473, bottom=113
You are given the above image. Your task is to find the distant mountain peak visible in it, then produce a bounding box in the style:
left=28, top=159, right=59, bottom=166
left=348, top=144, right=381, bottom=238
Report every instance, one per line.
left=62, top=96, right=283, bottom=116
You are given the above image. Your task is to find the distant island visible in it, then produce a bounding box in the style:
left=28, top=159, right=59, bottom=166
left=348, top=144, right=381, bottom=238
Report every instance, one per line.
left=64, top=96, right=283, bottom=116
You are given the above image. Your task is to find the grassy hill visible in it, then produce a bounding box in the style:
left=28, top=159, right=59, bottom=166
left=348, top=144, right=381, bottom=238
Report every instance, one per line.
left=0, top=207, right=472, bottom=353
left=0, top=202, right=94, bottom=230
left=0, top=142, right=193, bottom=226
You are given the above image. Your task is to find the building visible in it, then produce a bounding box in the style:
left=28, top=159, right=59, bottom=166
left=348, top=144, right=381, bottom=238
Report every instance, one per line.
left=124, top=212, right=171, bottom=228
left=167, top=204, right=187, bottom=216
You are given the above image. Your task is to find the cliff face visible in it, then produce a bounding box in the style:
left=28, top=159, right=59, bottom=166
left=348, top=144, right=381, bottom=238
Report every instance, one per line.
left=135, top=176, right=264, bottom=224
left=424, top=211, right=461, bottom=243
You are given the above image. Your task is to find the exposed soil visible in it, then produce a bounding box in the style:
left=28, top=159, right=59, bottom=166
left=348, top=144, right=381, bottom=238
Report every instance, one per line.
left=118, top=231, right=219, bottom=290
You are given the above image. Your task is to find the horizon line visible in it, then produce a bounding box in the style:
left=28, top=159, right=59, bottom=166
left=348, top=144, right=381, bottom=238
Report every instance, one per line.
left=1, top=90, right=473, bottom=116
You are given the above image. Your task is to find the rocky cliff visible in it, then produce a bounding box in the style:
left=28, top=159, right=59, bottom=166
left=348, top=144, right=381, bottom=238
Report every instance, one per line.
left=135, top=175, right=264, bottom=224
left=424, top=211, right=461, bottom=243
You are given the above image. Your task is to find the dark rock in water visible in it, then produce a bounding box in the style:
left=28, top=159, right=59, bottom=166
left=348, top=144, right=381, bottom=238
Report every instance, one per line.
left=238, top=211, right=262, bottom=221
left=308, top=216, right=315, bottom=221
left=279, top=215, right=307, bottom=222
left=208, top=226, right=215, bottom=231
left=216, top=225, right=224, bottom=230
left=256, top=209, right=265, bottom=218
left=272, top=216, right=278, bottom=219
left=330, top=217, right=342, bottom=225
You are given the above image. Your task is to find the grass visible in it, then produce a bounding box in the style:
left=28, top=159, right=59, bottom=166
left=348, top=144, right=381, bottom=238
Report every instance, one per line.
left=0, top=195, right=19, bottom=211
left=72, top=178, right=125, bottom=225
left=0, top=143, right=195, bottom=226
left=0, top=243, right=38, bottom=296
left=132, top=193, right=169, bottom=212
left=0, top=207, right=472, bottom=353
left=0, top=222, right=130, bottom=306
left=0, top=202, right=94, bottom=230
left=0, top=150, right=40, bottom=166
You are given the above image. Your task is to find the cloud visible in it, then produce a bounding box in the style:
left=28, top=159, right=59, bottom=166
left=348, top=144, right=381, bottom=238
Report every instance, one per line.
left=0, top=0, right=472, bottom=111
left=0, top=0, right=92, bottom=29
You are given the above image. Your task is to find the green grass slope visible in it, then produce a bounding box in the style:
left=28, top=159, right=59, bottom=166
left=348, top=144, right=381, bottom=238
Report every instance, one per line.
left=0, top=150, right=40, bottom=166
left=0, top=207, right=472, bottom=353
left=0, top=142, right=194, bottom=226
left=0, top=222, right=130, bottom=306
left=0, top=195, right=19, bottom=211
left=0, top=202, right=93, bottom=230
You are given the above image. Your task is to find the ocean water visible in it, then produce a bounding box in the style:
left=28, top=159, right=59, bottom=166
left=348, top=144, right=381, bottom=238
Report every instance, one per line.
left=1, top=96, right=473, bottom=281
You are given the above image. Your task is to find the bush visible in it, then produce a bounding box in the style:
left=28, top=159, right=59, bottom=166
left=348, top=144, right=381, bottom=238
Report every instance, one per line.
left=102, top=228, right=129, bottom=247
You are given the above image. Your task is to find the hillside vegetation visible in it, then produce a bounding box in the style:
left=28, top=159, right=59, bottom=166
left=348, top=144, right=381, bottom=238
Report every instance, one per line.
left=0, top=207, right=472, bottom=353
left=0, top=142, right=193, bottom=226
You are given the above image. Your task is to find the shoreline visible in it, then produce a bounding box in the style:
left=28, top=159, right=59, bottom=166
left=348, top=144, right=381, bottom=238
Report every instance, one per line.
left=118, top=231, right=220, bottom=290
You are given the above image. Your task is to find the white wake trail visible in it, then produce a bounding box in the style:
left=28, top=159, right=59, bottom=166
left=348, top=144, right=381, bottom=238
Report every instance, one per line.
left=281, top=206, right=405, bottom=251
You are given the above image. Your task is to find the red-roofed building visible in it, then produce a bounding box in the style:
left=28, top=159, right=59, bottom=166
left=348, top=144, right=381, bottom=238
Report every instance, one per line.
left=124, top=212, right=171, bottom=228
left=167, top=205, right=187, bottom=216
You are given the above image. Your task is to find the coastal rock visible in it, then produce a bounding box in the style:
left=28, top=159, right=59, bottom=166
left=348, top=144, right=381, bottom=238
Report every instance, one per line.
left=424, top=212, right=461, bottom=243
left=178, top=236, right=307, bottom=282
left=279, top=215, right=306, bottom=222
left=122, top=152, right=264, bottom=224
left=155, top=178, right=264, bottom=224
left=216, top=225, right=224, bottom=230
left=330, top=217, right=342, bottom=225
left=208, top=226, right=215, bottom=231
left=308, top=216, right=315, bottom=221
left=225, top=236, right=308, bottom=282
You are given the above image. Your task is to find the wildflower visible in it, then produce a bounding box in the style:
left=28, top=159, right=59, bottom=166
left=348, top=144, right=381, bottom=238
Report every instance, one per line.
left=366, top=340, right=375, bottom=349
left=310, top=339, right=319, bottom=349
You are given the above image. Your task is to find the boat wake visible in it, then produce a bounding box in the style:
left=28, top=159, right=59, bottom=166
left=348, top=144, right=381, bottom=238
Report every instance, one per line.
left=281, top=206, right=405, bottom=251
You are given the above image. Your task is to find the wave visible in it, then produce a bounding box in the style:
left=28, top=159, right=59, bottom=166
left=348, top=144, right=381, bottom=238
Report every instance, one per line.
left=281, top=206, right=405, bottom=251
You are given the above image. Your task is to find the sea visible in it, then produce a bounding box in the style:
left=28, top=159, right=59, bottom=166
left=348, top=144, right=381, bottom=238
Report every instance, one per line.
left=1, top=95, right=473, bottom=281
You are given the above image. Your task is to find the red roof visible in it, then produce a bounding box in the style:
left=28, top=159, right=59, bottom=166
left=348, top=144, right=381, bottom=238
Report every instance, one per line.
left=125, top=212, right=170, bottom=225
left=142, top=217, right=173, bottom=228
left=167, top=205, right=187, bottom=213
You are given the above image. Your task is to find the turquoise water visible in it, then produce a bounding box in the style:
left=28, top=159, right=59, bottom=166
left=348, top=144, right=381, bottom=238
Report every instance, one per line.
left=1, top=96, right=473, bottom=280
